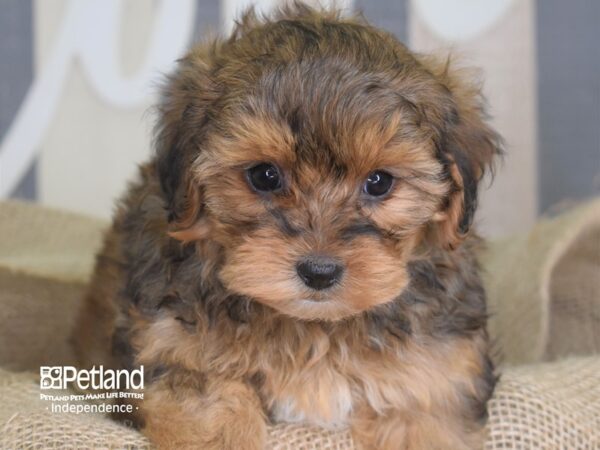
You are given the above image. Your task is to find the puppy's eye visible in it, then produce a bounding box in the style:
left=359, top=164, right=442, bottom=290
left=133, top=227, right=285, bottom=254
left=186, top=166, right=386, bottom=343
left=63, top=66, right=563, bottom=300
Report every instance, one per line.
left=247, top=163, right=282, bottom=192
left=363, top=171, right=394, bottom=197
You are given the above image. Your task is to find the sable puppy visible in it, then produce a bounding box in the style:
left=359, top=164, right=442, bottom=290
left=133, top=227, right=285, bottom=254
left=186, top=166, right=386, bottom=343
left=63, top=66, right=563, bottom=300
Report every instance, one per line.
left=73, top=4, right=502, bottom=449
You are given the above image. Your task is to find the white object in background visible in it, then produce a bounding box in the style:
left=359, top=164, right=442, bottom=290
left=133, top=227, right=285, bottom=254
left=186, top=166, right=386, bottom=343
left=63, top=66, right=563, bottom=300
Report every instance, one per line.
left=412, top=0, right=515, bottom=42
left=79, top=0, right=195, bottom=108
left=221, top=0, right=354, bottom=35
left=222, top=0, right=277, bottom=34
left=0, top=0, right=196, bottom=198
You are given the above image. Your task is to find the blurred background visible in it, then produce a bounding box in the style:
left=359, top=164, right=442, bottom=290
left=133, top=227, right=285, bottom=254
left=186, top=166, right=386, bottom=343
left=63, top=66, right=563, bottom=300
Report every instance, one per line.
left=1, top=0, right=598, bottom=238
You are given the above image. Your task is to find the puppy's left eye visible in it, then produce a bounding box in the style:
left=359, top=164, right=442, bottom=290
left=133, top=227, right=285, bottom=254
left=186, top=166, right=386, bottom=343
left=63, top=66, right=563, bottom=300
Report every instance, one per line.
left=247, top=163, right=282, bottom=192
left=363, top=171, right=394, bottom=197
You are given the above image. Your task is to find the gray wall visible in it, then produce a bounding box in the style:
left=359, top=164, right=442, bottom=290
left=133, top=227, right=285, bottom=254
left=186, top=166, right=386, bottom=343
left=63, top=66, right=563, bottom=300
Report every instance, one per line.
left=0, top=0, right=34, bottom=199
left=536, top=0, right=600, bottom=211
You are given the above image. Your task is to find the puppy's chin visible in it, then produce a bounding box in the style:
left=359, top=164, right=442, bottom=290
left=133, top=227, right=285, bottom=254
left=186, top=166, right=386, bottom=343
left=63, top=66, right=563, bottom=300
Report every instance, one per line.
left=223, top=281, right=408, bottom=322
left=258, top=297, right=361, bottom=321
left=219, top=269, right=410, bottom=322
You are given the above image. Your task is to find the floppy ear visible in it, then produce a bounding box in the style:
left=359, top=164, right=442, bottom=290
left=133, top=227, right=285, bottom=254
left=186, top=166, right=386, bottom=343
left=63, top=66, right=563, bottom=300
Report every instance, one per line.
left=433, top=72, right=503, bottom=249
left=154, top=47, right=219, bottom=238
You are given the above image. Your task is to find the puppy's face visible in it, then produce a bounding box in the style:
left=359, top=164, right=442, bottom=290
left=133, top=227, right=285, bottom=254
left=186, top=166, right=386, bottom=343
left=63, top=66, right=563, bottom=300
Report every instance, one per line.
left=159, top=17, right=500, bottom=321
left=195, top=100, right=447, bottom=320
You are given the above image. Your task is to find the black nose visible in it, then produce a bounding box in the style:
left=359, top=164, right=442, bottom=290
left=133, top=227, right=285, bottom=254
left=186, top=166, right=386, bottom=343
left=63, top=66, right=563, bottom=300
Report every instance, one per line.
left=296, top=256, right=344, bottom=290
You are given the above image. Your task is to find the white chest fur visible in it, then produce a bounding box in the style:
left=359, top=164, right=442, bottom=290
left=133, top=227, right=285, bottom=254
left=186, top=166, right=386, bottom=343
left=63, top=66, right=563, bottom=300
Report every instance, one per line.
left=267, top=366, right=354, bottom=429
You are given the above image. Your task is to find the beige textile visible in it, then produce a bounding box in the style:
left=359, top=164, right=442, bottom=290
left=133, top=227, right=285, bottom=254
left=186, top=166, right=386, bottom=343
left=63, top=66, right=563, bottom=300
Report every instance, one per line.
left=1, top=359, right=598, bottom=449
left=482, top=199, right=600, bottom=365
left=0, top=200, right=105, bottom=283
left=0, top=199, right=599, bottom=449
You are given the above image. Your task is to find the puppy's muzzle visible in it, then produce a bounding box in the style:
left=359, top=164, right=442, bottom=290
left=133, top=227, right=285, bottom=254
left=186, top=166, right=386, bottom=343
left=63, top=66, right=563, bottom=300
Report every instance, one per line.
left=296, top=256, right=344, bottom=291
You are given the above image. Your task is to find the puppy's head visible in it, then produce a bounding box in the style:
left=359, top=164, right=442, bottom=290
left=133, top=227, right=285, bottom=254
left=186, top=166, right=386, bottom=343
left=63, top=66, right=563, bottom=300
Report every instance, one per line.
left=156, top=6, right=501, bottom=321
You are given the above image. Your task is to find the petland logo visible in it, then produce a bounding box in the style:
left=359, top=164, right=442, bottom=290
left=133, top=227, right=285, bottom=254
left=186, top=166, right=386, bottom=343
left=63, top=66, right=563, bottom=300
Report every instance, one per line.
left=40, top=366, right=144, bottom=390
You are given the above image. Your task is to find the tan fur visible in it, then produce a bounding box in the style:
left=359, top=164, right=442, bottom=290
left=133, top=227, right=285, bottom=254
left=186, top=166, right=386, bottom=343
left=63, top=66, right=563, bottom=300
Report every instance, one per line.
left=130, top=311, right=489, bottom=449
left=141, top=377, right=266, bottom=449
left=73, top=4, right=501, bottom=449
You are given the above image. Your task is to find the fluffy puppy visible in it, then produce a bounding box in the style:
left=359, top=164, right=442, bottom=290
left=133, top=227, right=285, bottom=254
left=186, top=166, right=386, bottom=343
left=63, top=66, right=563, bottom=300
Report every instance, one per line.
left=73, top=4, right=502, bottom=449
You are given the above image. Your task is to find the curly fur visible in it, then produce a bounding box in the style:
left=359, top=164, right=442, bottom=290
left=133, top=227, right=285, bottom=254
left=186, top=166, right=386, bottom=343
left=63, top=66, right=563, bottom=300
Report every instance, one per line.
left=72, top=4, right=502, bottom=449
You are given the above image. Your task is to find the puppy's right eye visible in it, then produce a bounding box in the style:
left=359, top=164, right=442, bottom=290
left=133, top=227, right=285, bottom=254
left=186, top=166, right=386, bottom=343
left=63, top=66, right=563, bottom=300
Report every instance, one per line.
left=247, top=163, right=282, bottom=192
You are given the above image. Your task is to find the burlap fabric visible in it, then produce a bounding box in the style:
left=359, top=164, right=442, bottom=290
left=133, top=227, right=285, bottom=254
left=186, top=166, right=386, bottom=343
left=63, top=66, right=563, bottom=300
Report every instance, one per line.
left=1, top=199, right=599, bottom=449
left=481, top=199, right=600, bottom=365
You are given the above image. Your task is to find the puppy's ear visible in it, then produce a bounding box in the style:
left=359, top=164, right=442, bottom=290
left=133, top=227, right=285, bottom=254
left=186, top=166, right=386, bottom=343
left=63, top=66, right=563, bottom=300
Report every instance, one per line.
left=154, top=47, right=218, bottom=239
left=432, top=67, right=503, bottom=249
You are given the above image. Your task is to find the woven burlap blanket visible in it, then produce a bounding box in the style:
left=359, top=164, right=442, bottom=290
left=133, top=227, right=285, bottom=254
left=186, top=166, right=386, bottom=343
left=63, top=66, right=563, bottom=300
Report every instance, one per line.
left=0, top=199, right=599, bottom=449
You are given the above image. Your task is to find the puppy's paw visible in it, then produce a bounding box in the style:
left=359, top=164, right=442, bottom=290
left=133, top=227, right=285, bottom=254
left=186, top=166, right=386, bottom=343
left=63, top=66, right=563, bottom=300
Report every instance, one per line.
left=141, top=378, right=266, bottom=450
left=351, top=409, right=486, bottom=450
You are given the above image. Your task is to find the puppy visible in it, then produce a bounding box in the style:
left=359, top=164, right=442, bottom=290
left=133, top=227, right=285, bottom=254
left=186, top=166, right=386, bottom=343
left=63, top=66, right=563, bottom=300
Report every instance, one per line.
left=73, top=4, right=501, bottom=449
